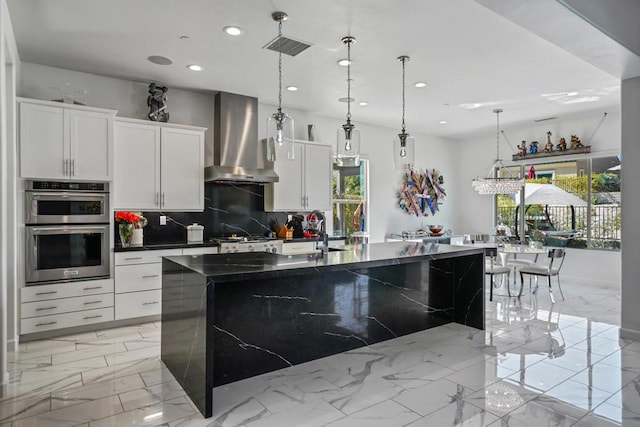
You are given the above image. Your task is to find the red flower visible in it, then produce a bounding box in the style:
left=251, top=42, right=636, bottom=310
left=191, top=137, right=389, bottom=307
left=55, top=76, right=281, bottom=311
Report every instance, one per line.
left=115, top=211, right=141, bottom=225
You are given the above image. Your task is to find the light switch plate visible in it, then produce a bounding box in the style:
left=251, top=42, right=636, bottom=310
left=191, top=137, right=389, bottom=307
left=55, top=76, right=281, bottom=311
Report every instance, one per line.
left=160, top=216, right=167, bottom=225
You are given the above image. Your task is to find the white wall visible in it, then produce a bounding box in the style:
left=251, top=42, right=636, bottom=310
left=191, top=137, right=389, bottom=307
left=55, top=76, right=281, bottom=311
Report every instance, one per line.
left=1, top=0, right=19, bottom=396
left=455, top=110, right=621, bottom=287
left=621, top=76, right=640, bottom=339
left=257, top=103, right=460, bottom=243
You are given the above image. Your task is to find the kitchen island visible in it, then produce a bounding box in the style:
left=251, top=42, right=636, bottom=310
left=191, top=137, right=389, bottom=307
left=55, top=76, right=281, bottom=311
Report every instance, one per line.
left=160, top=241, right=484, bottom=417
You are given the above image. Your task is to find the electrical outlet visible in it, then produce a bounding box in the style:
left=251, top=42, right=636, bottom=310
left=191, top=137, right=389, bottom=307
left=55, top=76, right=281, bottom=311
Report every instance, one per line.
left=160, top=215, right=167, bottom=225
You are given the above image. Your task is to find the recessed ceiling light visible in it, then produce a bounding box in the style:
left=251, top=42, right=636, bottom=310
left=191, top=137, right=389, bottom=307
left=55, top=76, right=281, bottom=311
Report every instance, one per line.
left=358, top=101, right=368, bottom=106
left=414, top=82, right=427, bottom=88
left=286, top=86, right=298, bottom=91
left=337, top=59, right=351, bottom=67
left=439, top=120, right=448, bottom=124
left=187, top=64, right=203, bottom=71
left=223, top=26, right=244, bottom=36
left=147, top=55, right=173, bottom=65
left=338, top=97, right=355, bottom=103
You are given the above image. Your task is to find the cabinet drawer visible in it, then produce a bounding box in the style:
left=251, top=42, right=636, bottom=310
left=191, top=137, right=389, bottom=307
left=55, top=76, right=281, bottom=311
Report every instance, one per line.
left=115, top=263, right=162, bottom=293
left=21, top=278, right=114, bottom=303
left=20, top=307, right=114, bottom=334
left=115, top=290, right=162, bottom=320
left=281, top=241, right=316, bottom=255
left=21, top=293, right=114, bottom=319
left=115, top=249, right=181, bottom=266
left=182, top=247, right=219, bottom=256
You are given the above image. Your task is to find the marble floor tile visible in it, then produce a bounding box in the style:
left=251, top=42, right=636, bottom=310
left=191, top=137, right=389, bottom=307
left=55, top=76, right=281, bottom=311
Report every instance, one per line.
left=488, top=400, right=578, bottom=426
left=405, top=400, right=499, bottom=426
left=325, top=399, right=420, bottom=427
left=3, top=279, right=635, bottom=427
left=246, top=399, right=345, bottom=427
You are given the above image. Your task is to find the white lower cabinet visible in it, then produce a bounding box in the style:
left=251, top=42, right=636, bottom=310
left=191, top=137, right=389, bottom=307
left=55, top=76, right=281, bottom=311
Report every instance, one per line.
left=20, top=278, right=114, bottom=334
left=114, top=247, right=217, bottom=320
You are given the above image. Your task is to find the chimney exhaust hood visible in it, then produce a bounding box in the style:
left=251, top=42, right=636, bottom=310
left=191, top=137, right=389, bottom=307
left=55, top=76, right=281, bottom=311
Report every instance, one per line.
left=204, top=92, right=278, bottom=183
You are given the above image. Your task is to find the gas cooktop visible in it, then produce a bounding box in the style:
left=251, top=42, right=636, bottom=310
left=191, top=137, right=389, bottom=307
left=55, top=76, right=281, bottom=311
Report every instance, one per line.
left=210, top=236, right=277, bottom=244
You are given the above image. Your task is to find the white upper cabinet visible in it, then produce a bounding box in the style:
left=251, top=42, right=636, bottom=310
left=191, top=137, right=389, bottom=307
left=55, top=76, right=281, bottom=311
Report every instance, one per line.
left=19, top=98, right=116, bottom=181
left=113, top=118, right=205, bottom=211
left=264, top=140, right=332, bottom=212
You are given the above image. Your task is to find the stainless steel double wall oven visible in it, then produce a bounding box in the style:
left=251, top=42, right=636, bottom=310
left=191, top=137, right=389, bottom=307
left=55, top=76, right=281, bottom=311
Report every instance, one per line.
left=25, top=181, right=110, bottom=285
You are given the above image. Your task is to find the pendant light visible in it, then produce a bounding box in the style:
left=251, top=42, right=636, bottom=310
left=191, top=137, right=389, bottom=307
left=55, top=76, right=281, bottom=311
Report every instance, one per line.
left=335, top=36, right=360, bottom=167
left=393, top=56, right=415, bottom=171
left=471, top=109, right=524, bottom=194
left=266, top=11, right=295, bottom=161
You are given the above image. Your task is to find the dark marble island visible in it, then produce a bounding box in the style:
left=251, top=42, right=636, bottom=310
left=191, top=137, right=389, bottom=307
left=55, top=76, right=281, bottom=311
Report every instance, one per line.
left=160, top=241, right=485, bottom=418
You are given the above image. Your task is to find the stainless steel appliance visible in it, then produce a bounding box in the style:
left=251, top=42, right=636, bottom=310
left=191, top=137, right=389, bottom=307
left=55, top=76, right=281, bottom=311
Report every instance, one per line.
left=25, top=181, right=110, bottom=285
left=25, top=181, right=109, bottom=224
left=204, top=92, right=279, bottom=183
left=214, top=237, right=283, bottom=254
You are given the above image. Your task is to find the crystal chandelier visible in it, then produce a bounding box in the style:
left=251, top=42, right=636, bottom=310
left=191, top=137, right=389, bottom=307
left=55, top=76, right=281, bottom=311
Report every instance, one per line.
left=393, top=56, right=415, bottom=171
left=266, top=11, right=295, bottom=162
left=335, top=36, right=360, bottom=167
left=472, top=109, right=524, bottom=194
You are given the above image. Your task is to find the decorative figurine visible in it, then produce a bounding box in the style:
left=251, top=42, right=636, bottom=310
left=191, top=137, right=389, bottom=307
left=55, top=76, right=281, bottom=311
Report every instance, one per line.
left=544, top=131, right=554, bottom=153
left=518, top=140, right=528, bottom=156
left=529, top=141, right=539, bottom=154
left=556, top=137, right=567, bottom=151
left=570, top=135, right=583, bottom=149
left=147, top=83, right=169, bottom=122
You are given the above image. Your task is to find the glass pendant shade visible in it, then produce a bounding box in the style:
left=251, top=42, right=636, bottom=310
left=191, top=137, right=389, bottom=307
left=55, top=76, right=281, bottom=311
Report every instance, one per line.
left=335, top=121, right=360, bottom=167
left=266, top=110, right=295, bottom=161
left=393, top=132, right=415, bottom=171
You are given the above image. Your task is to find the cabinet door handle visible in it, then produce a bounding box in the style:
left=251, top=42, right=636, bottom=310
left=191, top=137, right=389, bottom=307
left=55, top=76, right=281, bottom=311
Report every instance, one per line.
left=36, top=321, right=57, bottom=327
left=71, top=159, right=75, bottom=176
left=155, top=192, right=160, bottom=206
left=83, top=300, right=103, bottom=305
left=161, top=192, right=166, bottom=207
left=63, top=159, right=68, bottom=175
left=83, top=286, right=103, bottom=291
left=142, top=274, right=159, bottom=279
left=142, top=301, right=159, bottom=305
left=83, top=315, right=103, bottom=320
left=35, top=291, right=58, bottom=296
left=35, top=306, right=57, bottom=311
left=124, top=257, right=143, bottom=261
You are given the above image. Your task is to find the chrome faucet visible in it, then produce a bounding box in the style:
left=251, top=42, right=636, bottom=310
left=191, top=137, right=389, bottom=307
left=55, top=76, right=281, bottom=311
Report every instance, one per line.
left=310, top=210, right=329, bottom=255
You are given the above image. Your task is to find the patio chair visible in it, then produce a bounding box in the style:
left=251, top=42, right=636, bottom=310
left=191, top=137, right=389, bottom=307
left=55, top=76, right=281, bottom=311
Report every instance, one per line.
left=518, top=248, right=566, bottom=304
left=485, top=247, right=511, bottom=301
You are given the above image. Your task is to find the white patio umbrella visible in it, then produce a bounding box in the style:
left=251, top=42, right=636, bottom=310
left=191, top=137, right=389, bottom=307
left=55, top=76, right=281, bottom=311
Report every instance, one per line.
left=518, top=183, right=587, bottom=207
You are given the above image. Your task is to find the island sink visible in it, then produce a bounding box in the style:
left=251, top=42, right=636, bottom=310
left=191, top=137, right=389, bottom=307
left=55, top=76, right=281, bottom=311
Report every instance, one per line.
left=160, top=241, right=485, bottom=418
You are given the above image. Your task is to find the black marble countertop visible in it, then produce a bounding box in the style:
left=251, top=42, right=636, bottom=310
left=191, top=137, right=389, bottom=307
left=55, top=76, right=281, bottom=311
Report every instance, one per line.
left=114, top=241, right=219, bottom=252
left=164, top=241, right=483, bottom=282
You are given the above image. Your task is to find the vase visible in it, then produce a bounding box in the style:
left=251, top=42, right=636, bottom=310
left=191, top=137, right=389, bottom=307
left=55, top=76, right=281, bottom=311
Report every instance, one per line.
left=131, top=228, right=143, bottom=247
left=119, top=223, right=134, bottom=248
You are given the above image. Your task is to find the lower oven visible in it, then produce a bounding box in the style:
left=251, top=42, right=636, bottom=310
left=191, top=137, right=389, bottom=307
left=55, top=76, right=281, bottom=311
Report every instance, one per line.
left=25, top=223, right=110, bottom=285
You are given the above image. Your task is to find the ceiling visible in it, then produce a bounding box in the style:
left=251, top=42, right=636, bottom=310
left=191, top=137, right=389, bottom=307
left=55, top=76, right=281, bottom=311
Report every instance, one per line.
left=5, top=0, right=624, bottom=138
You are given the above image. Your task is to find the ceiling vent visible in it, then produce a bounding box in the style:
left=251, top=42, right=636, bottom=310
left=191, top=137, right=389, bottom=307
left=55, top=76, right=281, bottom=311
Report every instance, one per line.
left=264, top=35, right=312, bottom=56
left=534, top=117, right=557, bottom=122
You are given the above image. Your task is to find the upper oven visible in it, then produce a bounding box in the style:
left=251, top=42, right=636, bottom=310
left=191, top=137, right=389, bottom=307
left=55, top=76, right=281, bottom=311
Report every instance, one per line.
left=25, top=181, right=109, bottom=224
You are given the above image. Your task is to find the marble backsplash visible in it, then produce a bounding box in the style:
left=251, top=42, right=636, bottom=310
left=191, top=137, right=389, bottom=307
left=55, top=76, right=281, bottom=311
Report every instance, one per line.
left=114, top=183, right=289, bottom=246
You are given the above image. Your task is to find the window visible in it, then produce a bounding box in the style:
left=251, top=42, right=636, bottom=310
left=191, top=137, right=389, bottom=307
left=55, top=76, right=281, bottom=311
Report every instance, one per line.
left=496, top=155, right=620, bottom=250
left=332, top=160, right=369, bottom=240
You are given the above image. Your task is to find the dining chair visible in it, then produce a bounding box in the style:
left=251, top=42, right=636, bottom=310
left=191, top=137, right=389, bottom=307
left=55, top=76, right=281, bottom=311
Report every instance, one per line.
left=485, top=247, right=511, bottom=301
left=518, top=248, right=566, bottom=304
left=505, top=242, right=540, bottom=286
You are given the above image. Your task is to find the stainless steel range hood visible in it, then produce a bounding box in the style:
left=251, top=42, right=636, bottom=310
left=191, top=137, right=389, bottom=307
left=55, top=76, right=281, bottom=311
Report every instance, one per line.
left=204, top=92, right=278, bottom=183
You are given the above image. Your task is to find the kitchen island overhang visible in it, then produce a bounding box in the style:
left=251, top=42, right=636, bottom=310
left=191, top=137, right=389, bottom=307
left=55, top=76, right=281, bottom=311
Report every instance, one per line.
left=160, top=242, right=485, bottom=418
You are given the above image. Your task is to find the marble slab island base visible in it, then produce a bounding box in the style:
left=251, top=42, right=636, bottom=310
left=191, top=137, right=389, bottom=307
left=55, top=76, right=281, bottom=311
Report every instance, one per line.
left=160, top=242, right=485, bottom=418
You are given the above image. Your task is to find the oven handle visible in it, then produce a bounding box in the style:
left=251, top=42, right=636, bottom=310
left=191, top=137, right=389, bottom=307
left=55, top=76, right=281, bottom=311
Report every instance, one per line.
left=28, top=225, right=108, bottom=235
